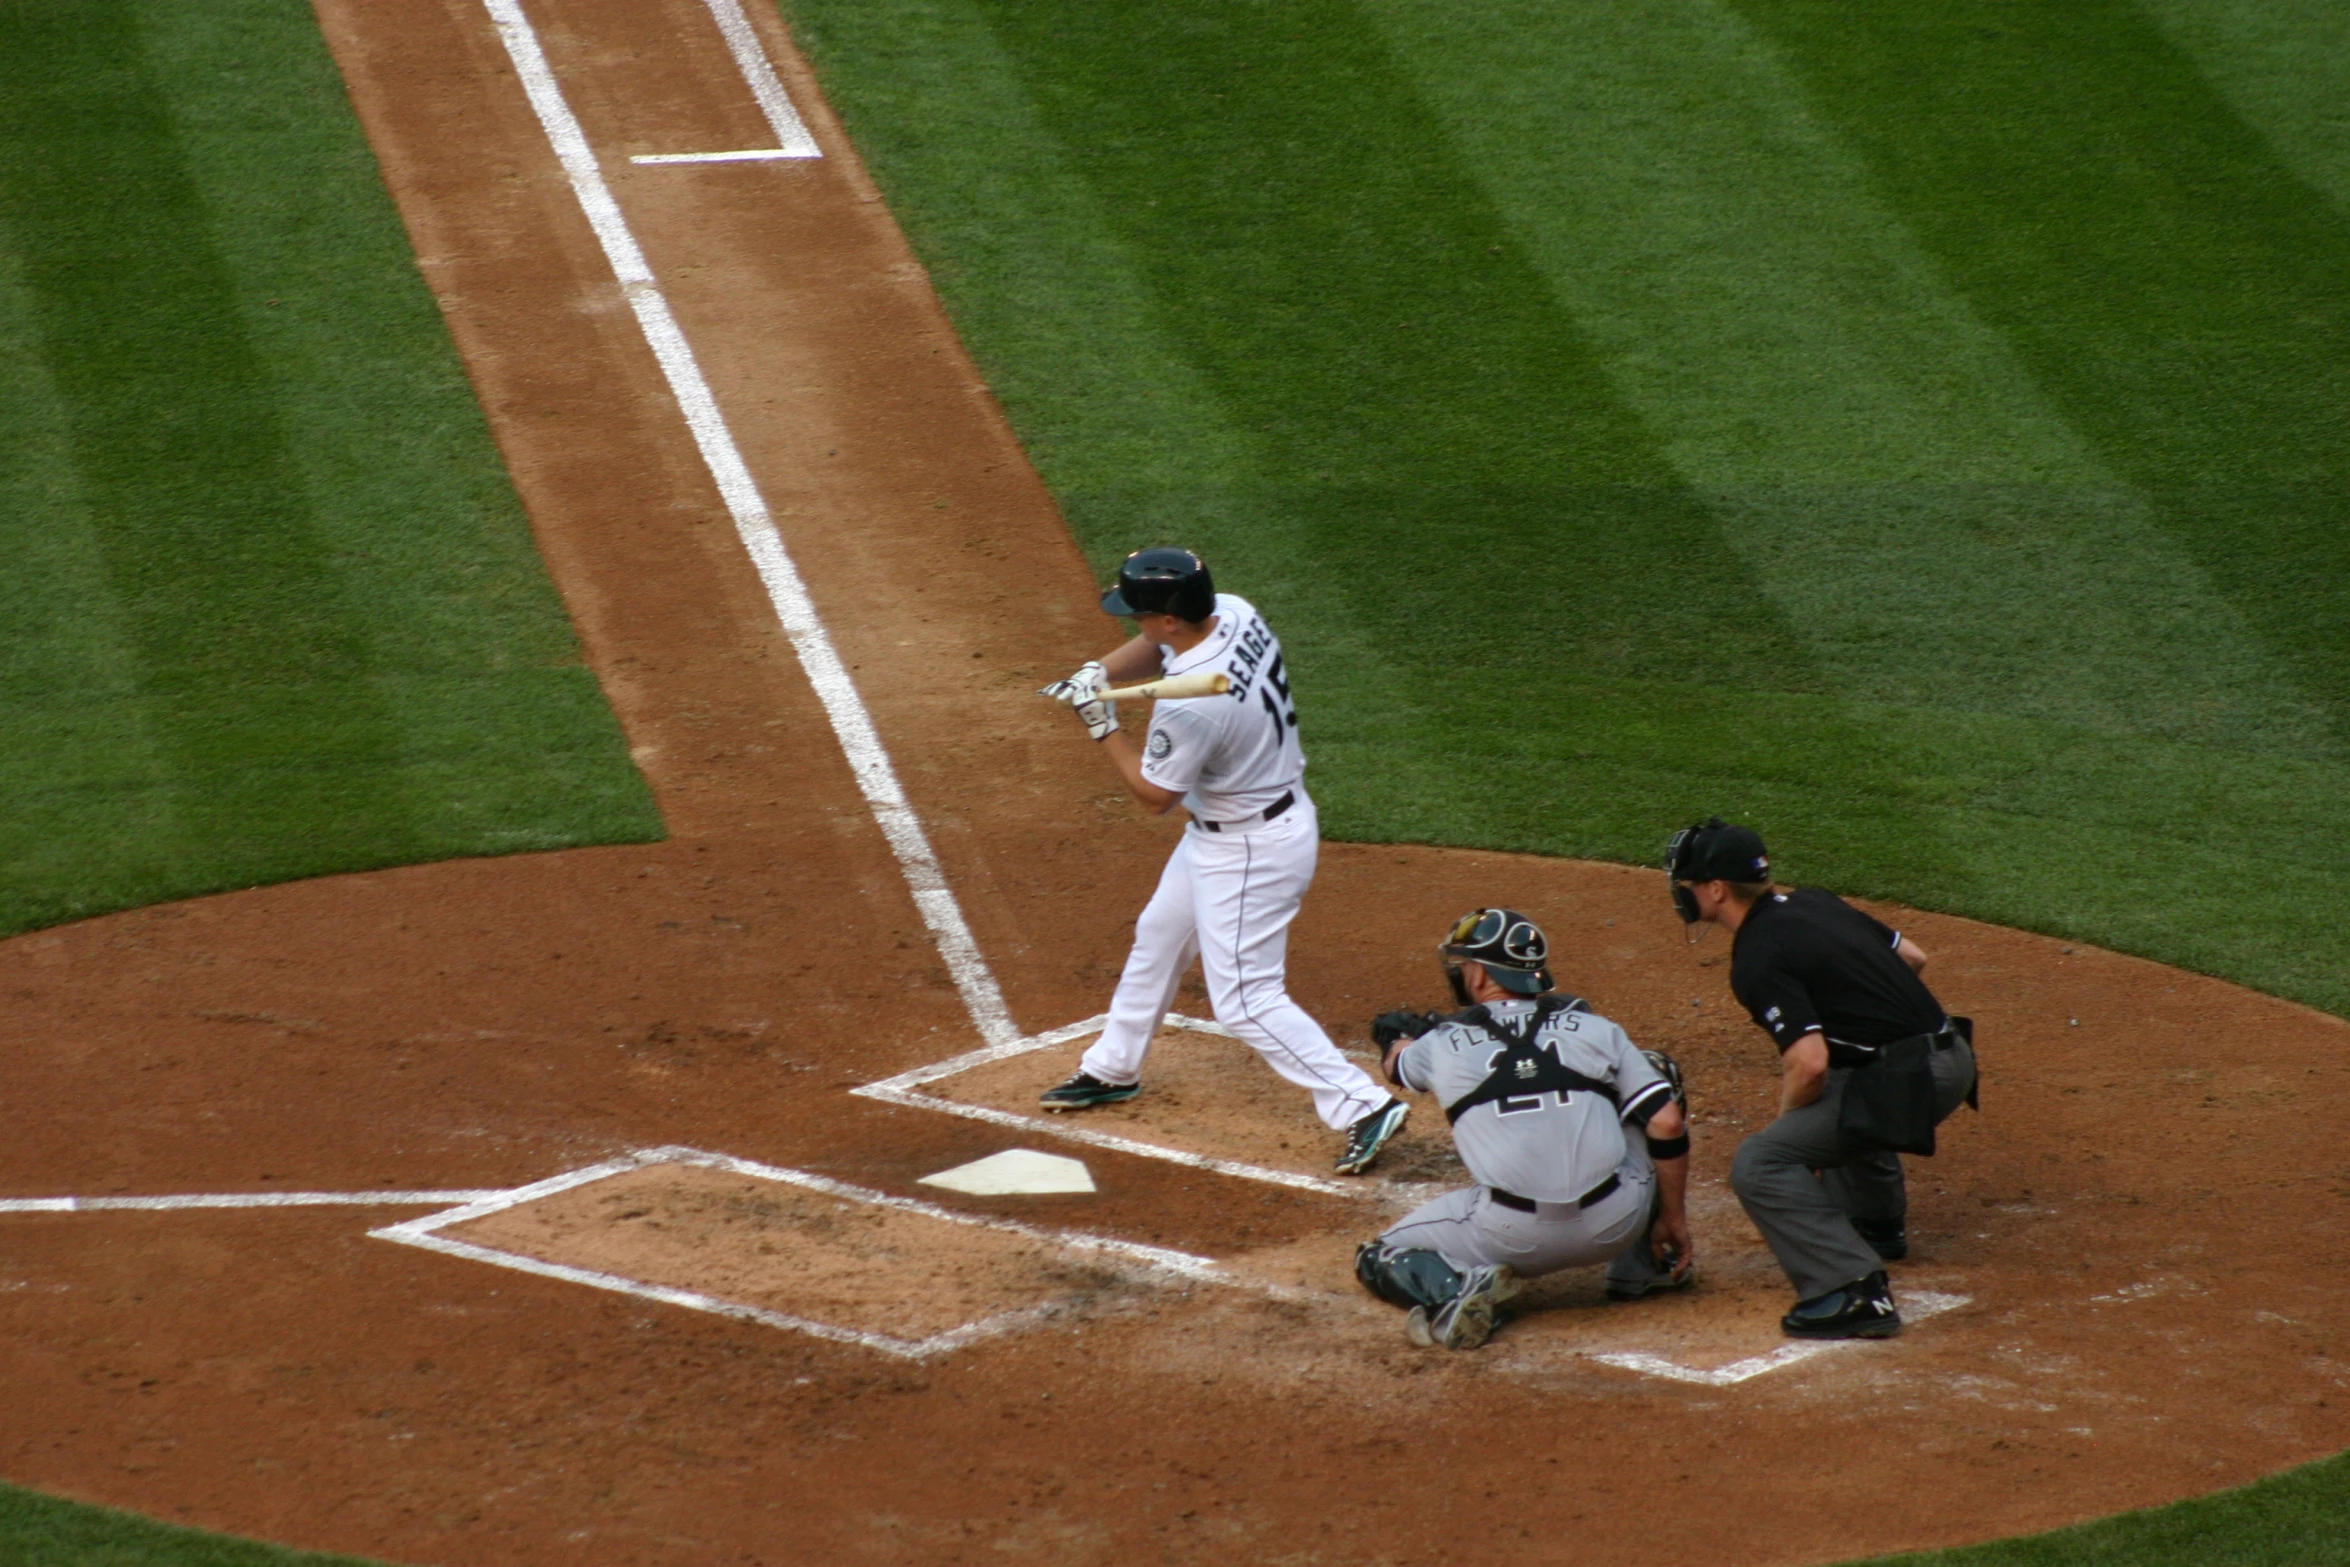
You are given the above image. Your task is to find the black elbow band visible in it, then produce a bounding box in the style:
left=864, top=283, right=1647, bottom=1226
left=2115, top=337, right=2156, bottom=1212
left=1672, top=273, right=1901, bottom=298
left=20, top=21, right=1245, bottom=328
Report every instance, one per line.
left=1645, top=1132, right=1690, bottom=1160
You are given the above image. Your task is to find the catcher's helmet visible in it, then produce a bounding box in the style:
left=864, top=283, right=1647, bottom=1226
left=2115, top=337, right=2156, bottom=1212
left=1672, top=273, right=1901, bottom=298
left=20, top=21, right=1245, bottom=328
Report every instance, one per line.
left=1441, top=907, right=1553, bottom=1004
left=1664, top=817, right=1770, bottom=924
left=1102, top=547, right=1215, bottom=623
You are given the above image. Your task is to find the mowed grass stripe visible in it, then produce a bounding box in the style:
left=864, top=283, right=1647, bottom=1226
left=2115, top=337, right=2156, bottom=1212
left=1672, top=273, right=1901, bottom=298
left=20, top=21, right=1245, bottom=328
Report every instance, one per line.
left=784, top=0, right=1991, bottom=882
left=1364, top=0, right=2323, bottom=756
left=2143, top=0, right=2350, bottom=215
left=0, top=0, right=423, bottom=861
left=779, top=0, right=2350, bottom=1014
left=0, top=0, right=658, bottom=934
left=1733, top=0, right=2350, bottom=723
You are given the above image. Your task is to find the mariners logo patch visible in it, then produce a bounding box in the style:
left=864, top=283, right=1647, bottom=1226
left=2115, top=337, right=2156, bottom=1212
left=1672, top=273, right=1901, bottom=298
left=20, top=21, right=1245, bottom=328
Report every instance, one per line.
left=1147, top=730, right=1173, bottom=762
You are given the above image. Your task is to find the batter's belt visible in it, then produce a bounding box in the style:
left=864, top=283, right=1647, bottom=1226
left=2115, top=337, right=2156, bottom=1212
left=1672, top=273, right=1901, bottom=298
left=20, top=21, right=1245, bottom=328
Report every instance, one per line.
left=1192, top=788, right=1295, bottom=833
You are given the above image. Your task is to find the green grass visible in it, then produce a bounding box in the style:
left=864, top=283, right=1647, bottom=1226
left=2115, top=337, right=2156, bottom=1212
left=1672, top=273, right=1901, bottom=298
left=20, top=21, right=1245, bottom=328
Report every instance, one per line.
left=0, top=1483, right=389, bottom=1567
left=773, top=0, right=2350, bottom=1018
left=0, top=0, right=660, bottom=935
left=1, top=0, right=2345, bottom=1559
left=1842, top=1449, right=2350, bottom=1566
left=763, top=0, right=2350, bottom=1559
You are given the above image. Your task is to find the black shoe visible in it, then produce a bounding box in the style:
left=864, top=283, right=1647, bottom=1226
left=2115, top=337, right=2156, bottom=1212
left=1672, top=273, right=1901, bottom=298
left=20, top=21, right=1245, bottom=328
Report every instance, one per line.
left=1781, top=1271, right=1901, bottom=1339
left=1853, top=1219, right=1908, bottom=1261
left=1335, top=1098, right=1409, bottom=1174
left=1038, top=1071, right=1140, bottom=1111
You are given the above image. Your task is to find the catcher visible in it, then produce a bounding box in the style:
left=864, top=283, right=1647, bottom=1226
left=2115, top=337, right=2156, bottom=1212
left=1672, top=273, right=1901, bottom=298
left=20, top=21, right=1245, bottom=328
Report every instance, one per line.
left=1353, top=909, right=1694, bottom=1350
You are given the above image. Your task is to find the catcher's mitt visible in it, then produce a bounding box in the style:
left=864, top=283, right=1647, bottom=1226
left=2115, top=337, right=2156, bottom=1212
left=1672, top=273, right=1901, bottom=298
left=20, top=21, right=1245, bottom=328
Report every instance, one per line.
left=1641, top=1048, right=1688, bottom=1107
left=1371, top=1009, right=1443, bottom=1050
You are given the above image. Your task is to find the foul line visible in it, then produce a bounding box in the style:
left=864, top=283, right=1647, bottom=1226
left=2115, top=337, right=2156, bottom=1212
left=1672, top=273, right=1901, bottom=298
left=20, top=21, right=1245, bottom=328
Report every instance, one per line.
left=482, top=0, right=1015, bottom=1049
left=370, top=1146, right=1226, bottom=1359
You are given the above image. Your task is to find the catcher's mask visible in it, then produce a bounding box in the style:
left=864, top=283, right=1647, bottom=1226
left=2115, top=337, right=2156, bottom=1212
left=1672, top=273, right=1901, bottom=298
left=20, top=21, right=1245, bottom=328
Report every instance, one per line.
left=1664, top=816, right=1771, bottom=926
left=1440, top=908, right=1552, bottom=1006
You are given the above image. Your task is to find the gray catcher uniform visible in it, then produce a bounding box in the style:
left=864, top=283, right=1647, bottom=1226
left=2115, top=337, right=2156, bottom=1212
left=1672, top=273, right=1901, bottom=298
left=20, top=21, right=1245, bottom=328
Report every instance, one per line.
left=1359, top=997, right=1682, bottom=1307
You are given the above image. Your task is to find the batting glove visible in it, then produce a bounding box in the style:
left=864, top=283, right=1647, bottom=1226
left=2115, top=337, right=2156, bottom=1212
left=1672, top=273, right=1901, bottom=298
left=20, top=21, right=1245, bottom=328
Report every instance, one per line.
left=1073, top=691, right=1118, bottom=741
left=1037, top=661, right=1108, bottom=706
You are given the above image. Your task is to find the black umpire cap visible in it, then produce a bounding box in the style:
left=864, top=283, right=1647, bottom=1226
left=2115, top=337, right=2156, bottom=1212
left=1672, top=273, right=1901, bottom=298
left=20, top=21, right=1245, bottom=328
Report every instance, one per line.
left=1102, top=547, right=1216, bottom=623
left=1665, top=817, right=1771, bottom=924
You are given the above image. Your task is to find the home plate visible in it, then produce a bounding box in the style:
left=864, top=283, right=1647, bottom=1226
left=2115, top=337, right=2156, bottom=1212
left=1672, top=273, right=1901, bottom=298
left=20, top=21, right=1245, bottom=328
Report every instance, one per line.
left=919, top=1149, right=1096, bottom=1196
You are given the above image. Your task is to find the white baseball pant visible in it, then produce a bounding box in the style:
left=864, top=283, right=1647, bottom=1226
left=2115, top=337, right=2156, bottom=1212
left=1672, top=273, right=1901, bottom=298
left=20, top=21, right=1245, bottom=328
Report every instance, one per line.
left=1078, top=795, right=1387, bottom=1130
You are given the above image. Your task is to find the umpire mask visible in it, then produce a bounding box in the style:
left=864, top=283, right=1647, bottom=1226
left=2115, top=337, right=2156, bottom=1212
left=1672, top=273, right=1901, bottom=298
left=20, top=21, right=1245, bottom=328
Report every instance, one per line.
left=1439, top=908, right=1553, bottom=1006
left=1664, top=816, right=1771, bottom=926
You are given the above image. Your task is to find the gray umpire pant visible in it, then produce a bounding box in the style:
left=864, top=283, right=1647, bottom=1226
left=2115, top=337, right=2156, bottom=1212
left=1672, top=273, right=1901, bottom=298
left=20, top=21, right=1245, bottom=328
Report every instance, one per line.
left=1379, top=1149, right=1669, bottom=1294
left=1730, top=1036, right=1977, bottom=1301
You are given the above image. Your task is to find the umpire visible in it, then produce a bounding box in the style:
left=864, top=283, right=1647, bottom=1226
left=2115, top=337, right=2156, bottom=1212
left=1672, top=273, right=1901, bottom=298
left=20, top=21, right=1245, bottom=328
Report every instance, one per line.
left=1666, top=818, right=1977, bottom=1339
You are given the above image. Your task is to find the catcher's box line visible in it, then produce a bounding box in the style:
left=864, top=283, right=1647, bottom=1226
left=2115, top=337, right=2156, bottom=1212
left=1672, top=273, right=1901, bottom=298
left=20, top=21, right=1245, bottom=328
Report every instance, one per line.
left=0, top=1190, right=503, bottom=1214
left=1584, top=1291, right=1970, bottom=1385
left=369, top=1145, right=1230, bottom=1360
left=480, top=0, right=1019, bottom=1052
left=629, top=0, right=821, bottom=165
left=852, top=1013, right=1366, bottom=1198
left=698, top=0, right=821, bottom=157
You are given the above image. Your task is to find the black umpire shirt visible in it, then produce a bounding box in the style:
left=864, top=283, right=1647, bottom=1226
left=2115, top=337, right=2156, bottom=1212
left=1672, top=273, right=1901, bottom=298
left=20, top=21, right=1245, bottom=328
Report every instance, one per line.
left=1729, top=888, right=1945, bottom=1052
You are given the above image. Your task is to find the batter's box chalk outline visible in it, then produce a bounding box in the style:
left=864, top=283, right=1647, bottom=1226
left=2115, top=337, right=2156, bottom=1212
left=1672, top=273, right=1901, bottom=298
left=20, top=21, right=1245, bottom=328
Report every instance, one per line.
left=854, top=1012, right=1372, bottom=1199
left=1582, top=1290, right=1970, bottom=1385
left=368, top=1145, right=1229, bottom=1361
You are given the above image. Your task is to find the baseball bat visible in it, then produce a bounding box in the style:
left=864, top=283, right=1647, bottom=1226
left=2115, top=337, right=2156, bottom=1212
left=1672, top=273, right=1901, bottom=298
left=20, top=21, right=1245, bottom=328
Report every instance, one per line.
left=1101, top=671, right=1230, bottom=702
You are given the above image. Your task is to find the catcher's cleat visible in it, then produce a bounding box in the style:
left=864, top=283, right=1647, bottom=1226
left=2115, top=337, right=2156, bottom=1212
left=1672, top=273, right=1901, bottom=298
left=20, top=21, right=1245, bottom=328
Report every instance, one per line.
left=1335, top=1098, right=1410, bottom=1174
left=1605, top=1257, right=1697, bottom=1303
left=1038, top=1071, right=1140, bottom=1112
left=1781, top=1271, right=1901, bottom=1340
left=1853, top=1218, right=1908, bottom=1261
left=1423, top=1264, right=1519, bottom=1350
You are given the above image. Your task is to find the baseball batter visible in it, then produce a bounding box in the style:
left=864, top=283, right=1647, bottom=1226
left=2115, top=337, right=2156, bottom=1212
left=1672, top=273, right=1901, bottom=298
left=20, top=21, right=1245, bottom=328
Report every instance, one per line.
left=1036, top=548, right=1409, bottom=1175
left=1355, top=909, right=1694, bottom=1349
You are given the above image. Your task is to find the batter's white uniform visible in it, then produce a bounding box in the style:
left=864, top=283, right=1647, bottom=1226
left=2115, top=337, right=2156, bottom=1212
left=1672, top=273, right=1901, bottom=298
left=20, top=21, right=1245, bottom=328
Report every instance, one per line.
left=1078, top=595, right=1388, bottom=1130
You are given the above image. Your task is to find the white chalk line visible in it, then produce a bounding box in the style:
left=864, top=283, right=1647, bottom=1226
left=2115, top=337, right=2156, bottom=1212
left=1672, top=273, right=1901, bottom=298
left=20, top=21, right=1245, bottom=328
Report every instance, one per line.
left=1585, top=1290, right=1970, bottom=1385
left=369, top=1146, right=1226, bottom=1359
left=481, top=0, right=1014, bottom=1050
left=623, top=0, right=822, bottom=165
left=853, top=1011, right=1363, bottom=1198
left=631, top=149, right=810, bottom=165
left=0, top=1190, right=502, bottom=1214
left=700, top=0, right=821, bottom=157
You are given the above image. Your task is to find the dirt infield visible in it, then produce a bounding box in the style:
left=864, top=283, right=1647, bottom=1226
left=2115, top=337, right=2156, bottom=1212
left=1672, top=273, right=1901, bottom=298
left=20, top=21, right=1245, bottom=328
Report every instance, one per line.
left=2, top=0, right=2348, bottom=1562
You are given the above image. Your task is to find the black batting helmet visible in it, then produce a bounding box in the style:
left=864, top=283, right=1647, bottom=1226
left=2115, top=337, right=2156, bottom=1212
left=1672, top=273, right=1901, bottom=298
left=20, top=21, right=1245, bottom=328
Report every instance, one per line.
left=1101, top=547, right=1215, bottom=623
left=1440, top=907, right=1553, bottom=1004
